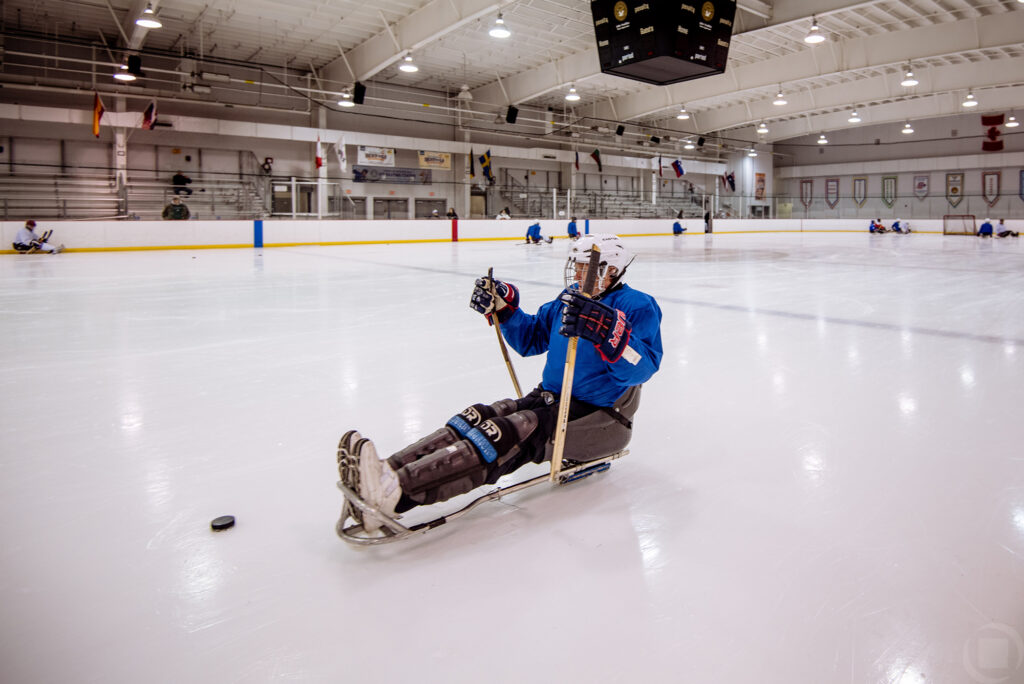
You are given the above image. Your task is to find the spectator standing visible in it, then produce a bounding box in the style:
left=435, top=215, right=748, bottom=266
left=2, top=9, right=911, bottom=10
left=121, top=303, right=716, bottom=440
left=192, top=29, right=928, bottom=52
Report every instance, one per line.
left=162, top=196, right=191, bottom=220
left=446, top=208, right=458, bottom=220
left=496, top=207, right=511, bottom=220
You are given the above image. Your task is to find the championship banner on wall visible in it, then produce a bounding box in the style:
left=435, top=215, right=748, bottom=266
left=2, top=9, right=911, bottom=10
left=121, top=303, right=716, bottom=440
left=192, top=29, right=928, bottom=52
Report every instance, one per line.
left=357, top=146, right=396, bottom=167
left=946, top=172, right=964, bottom=207
left=853, top=177, right=867, bottom=207
left=417, top=151, right=451, bottom=170
left=352, top=166, right=431, bottom=184
left=881, top=176, right=897, bottom=208
left=800, top=179, right=813, bottom=208
left=825, top=178, right=840, bottom=209
left=982, top=171, right=1001, bottom=207
left=754, top=173, right=765, bottom=201
left=914, top=175, right=929, bottom=200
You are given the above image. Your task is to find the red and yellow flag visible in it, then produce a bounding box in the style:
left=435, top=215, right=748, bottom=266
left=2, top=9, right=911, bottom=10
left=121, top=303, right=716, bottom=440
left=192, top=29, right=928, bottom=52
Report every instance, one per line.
left=92, top=92, right=105, bottom=137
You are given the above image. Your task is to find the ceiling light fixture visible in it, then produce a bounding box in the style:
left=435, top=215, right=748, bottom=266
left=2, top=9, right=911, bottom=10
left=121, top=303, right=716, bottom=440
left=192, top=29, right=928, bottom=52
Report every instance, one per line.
left=338, top=91, right=355, bottom=107
left=1006, top=115, right=1020, bottom=128
left=135, top=4, right=162, bottom=29
left=565, top=85, right=580, bottom=102
left=804, top=16, right=825, bottom=44
left=489, top=13, right=511, bottom=39
left=901, top=121, right=914, bottom=134
left=756, top=122, right=768, bottom=134
left=113, top=66, right=136, bottom=82
left=676, top=107, right=690, bottom=120
left=848, top=110, right=861, bottom=123
left=773, top=88, right=787, bottom=106
left=747, top=149, right=758, bottom=157
left=962, top=90, right=978, bottom=107
left=900, top=65, right=918, bottom=87
left=817, top=133, right=828, bottom=145
left=684, top=140, right=696, bottom=150
left=399, top=55, right=419, bottom=73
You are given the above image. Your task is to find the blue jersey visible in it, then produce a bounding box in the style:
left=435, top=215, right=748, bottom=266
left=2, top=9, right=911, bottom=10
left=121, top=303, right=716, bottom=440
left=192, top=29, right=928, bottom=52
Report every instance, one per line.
left=979, top=221, right=993, bottom=235
left=500, top=284, right=663, bottom=406
left=567, top=221, right=578, bottom=237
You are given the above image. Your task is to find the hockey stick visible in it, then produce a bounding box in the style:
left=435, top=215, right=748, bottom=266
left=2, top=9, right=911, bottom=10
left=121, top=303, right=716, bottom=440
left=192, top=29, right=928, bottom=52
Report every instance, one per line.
left=487, top=267, right=522, bottom=398
left=549, top=245, right=602, bottom=481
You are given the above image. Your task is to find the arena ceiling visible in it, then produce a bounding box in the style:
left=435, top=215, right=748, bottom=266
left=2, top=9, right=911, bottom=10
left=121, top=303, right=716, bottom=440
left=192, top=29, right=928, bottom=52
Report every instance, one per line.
left=1, top=0, right=1022, bottom=151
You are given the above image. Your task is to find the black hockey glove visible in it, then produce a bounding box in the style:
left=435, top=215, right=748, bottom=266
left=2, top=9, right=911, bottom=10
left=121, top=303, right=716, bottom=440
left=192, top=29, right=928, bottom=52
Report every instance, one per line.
left=559, top=291, right=632, bottom=363
left=470, top=277, right=519, bottom=323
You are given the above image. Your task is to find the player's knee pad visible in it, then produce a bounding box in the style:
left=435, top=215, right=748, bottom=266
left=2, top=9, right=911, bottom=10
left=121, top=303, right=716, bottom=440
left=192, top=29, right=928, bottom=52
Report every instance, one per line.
left=396, top=439, right=487, bottom=500
left=464, top=411, right=539, bottom=464
left=445, top=399, right=515, bottom=440
left=387, top=426, right=458, bottom=470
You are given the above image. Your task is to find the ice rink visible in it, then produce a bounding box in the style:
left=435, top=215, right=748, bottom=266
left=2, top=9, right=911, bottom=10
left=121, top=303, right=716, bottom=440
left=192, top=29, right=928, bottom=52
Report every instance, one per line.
left=2, top=232, right=1023, bottom=683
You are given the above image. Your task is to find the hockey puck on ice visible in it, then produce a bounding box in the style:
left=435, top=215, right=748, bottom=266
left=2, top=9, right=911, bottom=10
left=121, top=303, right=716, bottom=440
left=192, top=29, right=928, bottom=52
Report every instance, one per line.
left=211, top=515, right=235, bottom=531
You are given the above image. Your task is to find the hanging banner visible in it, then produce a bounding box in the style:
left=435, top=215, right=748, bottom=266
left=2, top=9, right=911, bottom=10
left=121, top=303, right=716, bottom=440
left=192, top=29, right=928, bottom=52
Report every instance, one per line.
left=357, top=146, right=396, bottom=167
left=825, top=178, right=840, bottom=209
left=881, top=176, right=897, bottom=208
left=913, top=175, right=929, bottom=200
left=982, top=171, right=1000, bottom=207
left=754, top=173, right=765, bottom=201
left=417, top=151, right=451, bottom=170
left=853, top=177, right=867, bottom=207
left=946, top=172, right=964, bottom=208
left=352, top=166, right=431, bottom=184
left=800, top=179, right=813, bottom=208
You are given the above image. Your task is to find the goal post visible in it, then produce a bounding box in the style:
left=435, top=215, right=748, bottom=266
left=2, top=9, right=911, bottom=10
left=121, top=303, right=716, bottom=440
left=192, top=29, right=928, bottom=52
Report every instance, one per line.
left=943, top=215, right=977, bottom=235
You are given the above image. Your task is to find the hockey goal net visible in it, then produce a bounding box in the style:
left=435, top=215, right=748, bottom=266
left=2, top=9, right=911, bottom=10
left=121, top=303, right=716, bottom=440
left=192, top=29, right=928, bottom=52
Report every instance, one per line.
left=943, top=214, right=976, bottom=235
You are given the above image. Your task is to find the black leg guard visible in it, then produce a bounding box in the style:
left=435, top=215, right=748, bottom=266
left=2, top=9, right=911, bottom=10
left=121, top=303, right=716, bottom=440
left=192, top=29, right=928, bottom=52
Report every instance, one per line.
left=396, top=440, right=489, bottom=506
left=388, top=398, right=520, bottom=472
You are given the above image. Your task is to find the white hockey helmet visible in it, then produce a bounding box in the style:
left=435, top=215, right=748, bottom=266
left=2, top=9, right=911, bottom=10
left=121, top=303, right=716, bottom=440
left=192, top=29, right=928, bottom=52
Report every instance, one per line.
left=564, top=233, right=635, bottom=295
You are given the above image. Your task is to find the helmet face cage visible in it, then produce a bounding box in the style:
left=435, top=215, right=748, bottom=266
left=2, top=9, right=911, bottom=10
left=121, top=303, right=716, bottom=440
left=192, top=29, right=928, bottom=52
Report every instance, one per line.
left=562, top=234, right=633, bottom=295
left=563, top=254, right=608, bottom=292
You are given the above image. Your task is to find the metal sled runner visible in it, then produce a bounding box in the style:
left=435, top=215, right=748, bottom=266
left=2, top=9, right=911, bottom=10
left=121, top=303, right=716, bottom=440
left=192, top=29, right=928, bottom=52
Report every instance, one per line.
left=335, top=450, right=627, bottom=546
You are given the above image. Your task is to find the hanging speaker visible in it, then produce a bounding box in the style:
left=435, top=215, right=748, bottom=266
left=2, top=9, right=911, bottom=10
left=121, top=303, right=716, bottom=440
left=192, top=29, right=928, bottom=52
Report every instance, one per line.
left=615, top=125, right=625, bottom=136
left=353, top=82, right=366, bottom=105
left=697, top=136, right=705, bottom=147
left=650, top=136, right=661, bottom=144
left=505, top=105, right=519, bottom=124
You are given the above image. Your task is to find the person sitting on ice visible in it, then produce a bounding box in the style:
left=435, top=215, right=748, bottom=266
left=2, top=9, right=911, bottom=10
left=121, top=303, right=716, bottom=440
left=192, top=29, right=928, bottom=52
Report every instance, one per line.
left=869, top=218, right=887, bottom=233
left=891, top=218, right=907, bottom=234
left=673, top=220, right=686, bottom=236
left=567, top=217, right=579, bottom=240
left=12, top=219, right=64, bottom=253
left=995, top=218, right=1018, bottom=238
left=525, top=221, right=552, bottom=244
left=977, top=218, right=994, bottom=238
left=337, top=234, right=664, bottom=534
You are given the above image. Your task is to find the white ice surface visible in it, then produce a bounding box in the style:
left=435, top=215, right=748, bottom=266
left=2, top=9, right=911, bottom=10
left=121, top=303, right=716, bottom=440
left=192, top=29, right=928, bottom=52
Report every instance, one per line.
left=1, top=233, right=1023, bottom=684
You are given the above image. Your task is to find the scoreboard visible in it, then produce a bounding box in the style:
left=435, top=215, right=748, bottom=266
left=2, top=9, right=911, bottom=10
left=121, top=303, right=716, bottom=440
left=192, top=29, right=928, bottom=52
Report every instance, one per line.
left=591, top=1, right=737, bottom=86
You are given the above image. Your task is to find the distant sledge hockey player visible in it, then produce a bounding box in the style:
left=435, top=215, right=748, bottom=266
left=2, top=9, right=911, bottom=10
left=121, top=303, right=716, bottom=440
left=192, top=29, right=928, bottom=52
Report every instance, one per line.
left=869, top=218, right=887, bottom=233
left=673, top=220, right=686, bottom=236
left=567, top=217, right=579, bottom=240
left=996, top=219, right=1018, bottom=238
left=12, top=220, right=64, bottom=253
left=977, top=218, right=994, bottom=237
left=526, top=221, right=552, bottom=244
left=337, top=234, right=664, bottom=533
left=890, top=218, right=909, bottom=234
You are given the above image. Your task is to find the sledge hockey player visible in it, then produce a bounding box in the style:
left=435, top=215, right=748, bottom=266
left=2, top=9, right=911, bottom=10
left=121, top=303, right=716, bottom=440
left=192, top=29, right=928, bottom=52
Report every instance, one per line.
left=525, top=221, right=552, bottom=244
left=337, top=234, right=663, bottom=534
left=977, top=218, right=994, bottom=238
left=891, top=218, right=908, bottom=234
left=567, top=217, right=579, bottom=240
left=12, top=220, right=64, bottom=253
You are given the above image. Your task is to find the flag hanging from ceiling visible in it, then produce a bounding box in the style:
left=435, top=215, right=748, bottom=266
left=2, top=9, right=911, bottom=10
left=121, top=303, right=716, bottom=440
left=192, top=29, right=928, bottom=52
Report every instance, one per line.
left=672, top=160, right=685, bottom=177
left=590, top=149, right=602, bottom=172
left=92, top=92, right=105, bottom=138
left=726, top=172, right=736, bottom=192
left=334, top=135, right=347, bottom=173
left=981, top=114, right=1004, bottom=152
left=315, top=135, right=323, bottom=169
left=470, top=148, right=476, bottom=179
left=658, top=155, right=663, bottom=177
left=141, top=100, right=157, bottom=130
left=575, top=150, right=579, bottom=171
left=479, top=150, right=494, bottom=183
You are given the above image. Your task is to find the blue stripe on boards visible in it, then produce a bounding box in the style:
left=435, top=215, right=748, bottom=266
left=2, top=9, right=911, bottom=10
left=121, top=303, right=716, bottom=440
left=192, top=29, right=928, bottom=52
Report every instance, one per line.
left=585, top=219, right=590, bottom=235
left=254, top=220, right=263, bottom=248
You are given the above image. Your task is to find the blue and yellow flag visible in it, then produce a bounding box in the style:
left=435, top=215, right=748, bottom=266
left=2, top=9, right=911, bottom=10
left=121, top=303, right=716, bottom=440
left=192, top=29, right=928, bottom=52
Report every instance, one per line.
left=479, top=149, right=494, bottom=182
